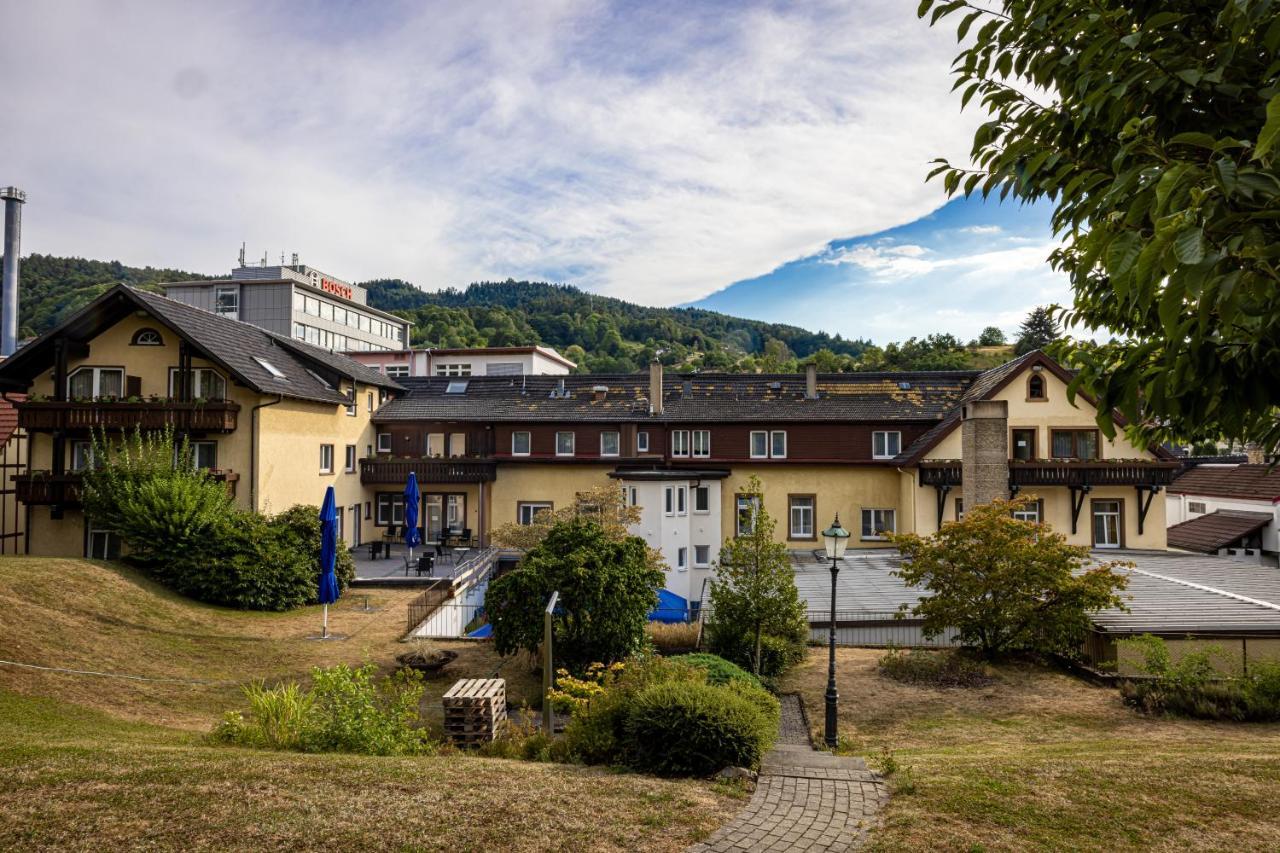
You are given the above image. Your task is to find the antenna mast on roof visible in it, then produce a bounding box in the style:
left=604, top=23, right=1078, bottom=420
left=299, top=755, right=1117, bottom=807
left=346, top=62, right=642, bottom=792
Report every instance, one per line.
left=238, top=242, right=246, bottom=267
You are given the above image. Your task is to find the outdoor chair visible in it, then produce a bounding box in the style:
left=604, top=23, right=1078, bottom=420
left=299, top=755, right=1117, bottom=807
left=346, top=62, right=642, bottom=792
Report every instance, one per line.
left=416, top=554, right=434, bottom=577
left=367, top=541, right=381, bottom=560
left=460, top=528, right=473, bottom=546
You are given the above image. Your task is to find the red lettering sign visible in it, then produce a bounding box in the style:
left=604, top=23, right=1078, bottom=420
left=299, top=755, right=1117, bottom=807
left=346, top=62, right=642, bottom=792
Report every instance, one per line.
left=319, top=277, right=354, bottom=300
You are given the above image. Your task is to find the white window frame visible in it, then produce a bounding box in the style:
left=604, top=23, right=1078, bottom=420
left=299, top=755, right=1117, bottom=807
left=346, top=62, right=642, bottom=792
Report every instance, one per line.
left=636, top=431, right=650, bottom=453
left=384, top=364, right=409, bottom=378
left=693, top=485, right=710, bottom=514
left=436, top=363, right=472, bottom=377
left=67, top=366, right=124, bottom=399
left=214, top=285, right=239, bottom=318
left=694, top=545, right=711, bottom=567
left=555, top=431, right=575, bottom=457
left=676, top=486, right=687, bottom=516
left=676, top=547, right=688, bottom=571
left=190, top=440, right=217, bottom=470
left=664, top=486, right=675, bottom=517
left=319, top=444, right=334, bottom=474
left=671, top=430, right=690, bottom=457
left=171, top=368, right=226, bottom=401
left=861, top=508, right=896, bottom=541
left=377, top=432, right=392, bottom=453
left=70, top=440, right=95, bottom=472
left=376, top=493, right=404, bottom=526
left=344, top=444, right=357, bottom=473
left=749, top=431, right=769, bottom=459
left=600, top=431, right=620, bottom=457
left=1188, top=500, right=1207, bottom=515
left=517, top=502, right=553, bottom=525
left=872, top=430, right=901, bottom=460
left=771, top=430, right=787, bottom=459
left=789, top=496, right=815, bottom=539
left=736, top=494, right=760, bottom=536
left=512, top=431, right=532, bottom=456
left=629, top=486, right=639, bottom=506
left=692, top=429, right=711, bottom=458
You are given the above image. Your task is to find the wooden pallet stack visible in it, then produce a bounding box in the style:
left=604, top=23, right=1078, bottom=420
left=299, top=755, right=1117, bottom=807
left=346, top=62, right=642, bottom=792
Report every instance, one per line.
left=442, top=677, right=507, bottom=747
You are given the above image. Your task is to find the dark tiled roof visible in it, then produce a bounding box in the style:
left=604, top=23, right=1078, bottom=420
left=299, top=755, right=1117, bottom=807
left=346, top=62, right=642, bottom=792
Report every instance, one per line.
left=0, top=286, right=402, bottom=406
left=372, top=371, right=978, bottom=423
left=1167, top=510, right=1273, bottom=554
left=1169, top=464, right=1280, bottom=502
left=0, top=393, right=21, bottom=445
left=132, top=290, right=402, bottom=403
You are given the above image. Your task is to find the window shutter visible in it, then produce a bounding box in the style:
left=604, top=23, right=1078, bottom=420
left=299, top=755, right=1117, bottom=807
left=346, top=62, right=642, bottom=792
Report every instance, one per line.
left=126, top=375, right=142, bottom=398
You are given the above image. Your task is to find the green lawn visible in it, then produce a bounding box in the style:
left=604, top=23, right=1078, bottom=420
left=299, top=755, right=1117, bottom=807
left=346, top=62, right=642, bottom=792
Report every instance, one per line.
left=0, top=558, right=737, bottom=851
left=783, top=647, right=1280, bottom=852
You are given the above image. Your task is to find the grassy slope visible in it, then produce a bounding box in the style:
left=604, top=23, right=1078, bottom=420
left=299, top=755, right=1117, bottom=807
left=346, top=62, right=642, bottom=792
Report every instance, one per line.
left=0, top=558, right=737, bottom=851
left=784, top=647, right=1280, bottom=852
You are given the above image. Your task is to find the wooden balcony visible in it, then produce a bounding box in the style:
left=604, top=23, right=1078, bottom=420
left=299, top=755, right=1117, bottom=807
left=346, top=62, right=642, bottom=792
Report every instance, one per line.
left=918, top=459, right=1181, bottom=489
left=14, top=469, right=240, bottom=507
left=17, top=400, right=241, bottom=433
left=360, top=458, right=497, bottom=485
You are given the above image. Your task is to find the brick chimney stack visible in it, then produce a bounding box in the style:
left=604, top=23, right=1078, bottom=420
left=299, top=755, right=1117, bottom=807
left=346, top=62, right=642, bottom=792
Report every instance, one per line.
left=961, top=400, right=1009, bottom=509
left=805, top=363, right=818, bottom=400
left=649, top=359, right=663, bottom=415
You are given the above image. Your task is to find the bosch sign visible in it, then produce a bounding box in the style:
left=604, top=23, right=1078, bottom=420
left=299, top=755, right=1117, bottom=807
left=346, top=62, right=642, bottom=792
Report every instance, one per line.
left=320, top=277, right=353, bottom=300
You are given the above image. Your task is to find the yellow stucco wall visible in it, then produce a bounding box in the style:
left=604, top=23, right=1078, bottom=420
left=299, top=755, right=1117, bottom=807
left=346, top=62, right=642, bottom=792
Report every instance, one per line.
left=916, top=362, right=1167, bottom=549
left=721, top=465, right=902, bottom=549
left=488, top=464, right=618, bottom=530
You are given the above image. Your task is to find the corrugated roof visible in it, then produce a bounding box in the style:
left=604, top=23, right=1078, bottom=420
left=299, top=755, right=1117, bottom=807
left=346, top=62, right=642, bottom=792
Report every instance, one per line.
left=1167, top=510, right=1272, bottom=554
left=373, top=371, right=977, bottom=423
left=1169, top=464, right=1280, bottom=502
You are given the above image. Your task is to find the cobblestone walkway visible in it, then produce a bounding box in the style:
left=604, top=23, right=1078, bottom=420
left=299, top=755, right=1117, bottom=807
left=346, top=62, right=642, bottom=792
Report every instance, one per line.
left=689, top=695, right=889, bottom=853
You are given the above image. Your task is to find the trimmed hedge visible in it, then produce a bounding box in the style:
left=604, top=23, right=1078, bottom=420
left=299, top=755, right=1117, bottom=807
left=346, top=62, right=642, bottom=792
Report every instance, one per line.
left=670, top=653, right=763, bottom=689
left=624, top=681, right=776, bottom=776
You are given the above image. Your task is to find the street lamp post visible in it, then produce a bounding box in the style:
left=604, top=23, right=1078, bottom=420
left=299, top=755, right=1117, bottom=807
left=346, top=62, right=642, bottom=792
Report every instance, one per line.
left=821, top=514, right=850, bottom=749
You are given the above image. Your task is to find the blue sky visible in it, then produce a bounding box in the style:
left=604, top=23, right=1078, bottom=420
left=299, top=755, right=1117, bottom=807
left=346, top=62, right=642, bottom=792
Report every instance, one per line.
left=689, top=195, right=1066, bottom=344
left=0, top=1, right=1056, bottom=340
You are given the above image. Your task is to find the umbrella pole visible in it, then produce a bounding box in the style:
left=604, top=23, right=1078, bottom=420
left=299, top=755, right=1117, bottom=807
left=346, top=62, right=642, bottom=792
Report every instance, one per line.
left=323, top=603, right=329, bottom=639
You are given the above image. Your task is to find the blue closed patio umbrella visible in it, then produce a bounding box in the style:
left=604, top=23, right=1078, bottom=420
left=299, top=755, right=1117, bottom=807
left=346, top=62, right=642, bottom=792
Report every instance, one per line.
left=404, top=472, right=421, bottom=563
left=318, top=485, right=340, bottom=639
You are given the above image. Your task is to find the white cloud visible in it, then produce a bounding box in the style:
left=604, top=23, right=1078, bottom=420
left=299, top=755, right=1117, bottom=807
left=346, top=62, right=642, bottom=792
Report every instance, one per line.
left=0, top=0, right=984, bottom=305
left=956, top=225, right=1003, bottom=235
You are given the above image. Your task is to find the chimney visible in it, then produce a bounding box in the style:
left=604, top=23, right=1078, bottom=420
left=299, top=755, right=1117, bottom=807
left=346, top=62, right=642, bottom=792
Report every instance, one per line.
left=805, top=363, right=818, bottom=400
left=1, top=187, right=26, bottom=358
left=592, top=384, right=608, bottom=402
left=649, top=359, right=663, bottom=415
left=1244, top=443, right=1267, bottom=465
left=960, top=399, right=1009, bottom=509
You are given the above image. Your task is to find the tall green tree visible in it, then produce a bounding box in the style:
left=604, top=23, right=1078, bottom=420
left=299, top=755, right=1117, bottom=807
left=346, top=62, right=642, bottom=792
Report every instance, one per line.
left=921, top=0, right=1280, bottom=454
left=977, top=325, right=1007, bottom=346
left=1013, top=306, right=1060, bottom=355
left=706, top=476, right=807, bottom=676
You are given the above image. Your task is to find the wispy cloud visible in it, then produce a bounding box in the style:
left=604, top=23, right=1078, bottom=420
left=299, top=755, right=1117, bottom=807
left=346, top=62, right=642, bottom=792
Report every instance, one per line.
left=0, top=0, right=983, bottom=305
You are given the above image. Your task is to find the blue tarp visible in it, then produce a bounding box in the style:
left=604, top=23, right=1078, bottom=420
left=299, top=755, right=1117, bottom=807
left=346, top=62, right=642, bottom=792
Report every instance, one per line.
left=467, top=623, right=493, bottom=639
left=648, top=588, right=690, bottom=623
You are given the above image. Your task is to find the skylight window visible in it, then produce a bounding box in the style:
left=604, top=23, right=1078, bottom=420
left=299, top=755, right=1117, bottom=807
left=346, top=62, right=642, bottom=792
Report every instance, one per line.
left=305, top=369, right=333, bottom=390
left=446, top=380, right=469, bottom=394
left=254, top=356, right=287, bottom=380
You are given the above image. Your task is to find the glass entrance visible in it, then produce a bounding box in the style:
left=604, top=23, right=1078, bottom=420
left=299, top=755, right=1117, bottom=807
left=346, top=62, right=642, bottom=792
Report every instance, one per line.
left=426, top=493, right=466, bottom=540
left=1092, top=500, right=1121, bottom=548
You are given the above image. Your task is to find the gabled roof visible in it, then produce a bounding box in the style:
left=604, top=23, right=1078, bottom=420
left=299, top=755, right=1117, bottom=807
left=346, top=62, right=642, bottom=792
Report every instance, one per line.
left=1167, top=510, right=1273, bottom=554
left=372, top=371, right=978, bottom=423
left=0, top=285, right=402, bottom=405
left=892, top=350, right=1174, bottom=464
left=1169, top=464, right=1280, bottom=502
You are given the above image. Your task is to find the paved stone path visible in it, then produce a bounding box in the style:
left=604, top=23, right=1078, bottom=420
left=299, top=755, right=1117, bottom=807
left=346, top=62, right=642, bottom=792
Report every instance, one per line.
left=689, top=695, right=889, bottom=853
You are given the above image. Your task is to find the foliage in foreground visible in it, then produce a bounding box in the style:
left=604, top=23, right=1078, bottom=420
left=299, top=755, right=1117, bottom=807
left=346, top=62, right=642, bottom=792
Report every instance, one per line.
left=488, top=516, right=664, bottom=670
left=877, top=648, right=994, bottom=688
left=211, top=663, right=436, bottom=755
left=554, top=655, right=779, bottom=776
left=892, top=496, right=1129, bottom=659
left=1119, top=634, right=1280, bottom=722
left=645, top=620, right=701, bottom=655
left=705, top=476, right=809, bottom=677
left=922, top=0, right=1280, bottom=456
left=81, top=428, right=353, bottom=610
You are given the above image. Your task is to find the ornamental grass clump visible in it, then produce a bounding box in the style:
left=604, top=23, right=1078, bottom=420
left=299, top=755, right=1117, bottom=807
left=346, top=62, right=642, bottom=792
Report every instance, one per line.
left=211, top=663, right=437, bottom=756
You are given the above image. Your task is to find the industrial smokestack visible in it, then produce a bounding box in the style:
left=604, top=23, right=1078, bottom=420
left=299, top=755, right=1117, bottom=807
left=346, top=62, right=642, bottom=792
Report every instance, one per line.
left=0, top=187, right=26, bottom=358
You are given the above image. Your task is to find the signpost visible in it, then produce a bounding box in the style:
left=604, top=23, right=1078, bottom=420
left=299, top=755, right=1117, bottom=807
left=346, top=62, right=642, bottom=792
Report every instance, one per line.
left=542, top=590, right=559, bottom=735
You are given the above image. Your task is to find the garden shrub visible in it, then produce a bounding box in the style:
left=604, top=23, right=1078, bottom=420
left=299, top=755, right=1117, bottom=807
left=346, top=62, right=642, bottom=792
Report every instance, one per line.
left=211, top=663, right=436, bottom=755
left=705, top=624, right=808, bottom=679
left=558, top=655, right=780, bottom=775
left=878, top=648, right=994, bottom=688
left=624, top=681, right=776, bottom=776
left=1118, top=635, right=1280, bottom=722
left=670, top=653, right=763, bottom=689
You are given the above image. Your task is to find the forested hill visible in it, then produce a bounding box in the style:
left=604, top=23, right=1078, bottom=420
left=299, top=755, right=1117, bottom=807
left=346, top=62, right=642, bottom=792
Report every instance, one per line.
left=361, top=278, right=878, bottom=373
left=7, top=255, right=1015, bottom=373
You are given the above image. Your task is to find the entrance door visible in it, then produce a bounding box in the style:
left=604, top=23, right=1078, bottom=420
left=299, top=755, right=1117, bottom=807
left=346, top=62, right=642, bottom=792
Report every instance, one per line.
left=425, top=493, right=466, bottom=540
left=1092, top=500, right=1122, bottom=548
left=349, top=505, right=361, bottom=546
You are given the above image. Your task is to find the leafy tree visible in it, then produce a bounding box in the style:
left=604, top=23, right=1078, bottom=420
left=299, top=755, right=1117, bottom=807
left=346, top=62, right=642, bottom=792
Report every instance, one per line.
left=891, top=496, right=1129, bottom=659
left=487, top=518, right=664, bottom=670
left=705, top=476, right=808, bottom=676
left=921, top=0, right=1280, bottom=453
left=977, top=325, right=1007, bottom=346
left=1013, top=306, right=1060, bottom=355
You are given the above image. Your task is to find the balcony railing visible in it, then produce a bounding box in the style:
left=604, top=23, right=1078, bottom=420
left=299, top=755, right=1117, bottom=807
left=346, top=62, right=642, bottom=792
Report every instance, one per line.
left=360, top=458, right=497, bottom=485
left=14, top=468, right=241, bottom=507
left=17, top=400, right=241, bottom=433
left=919, top=459, right=1181, bottom=489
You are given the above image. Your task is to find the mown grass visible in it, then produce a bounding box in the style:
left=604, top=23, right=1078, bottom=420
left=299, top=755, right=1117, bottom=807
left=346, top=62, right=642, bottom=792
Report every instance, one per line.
left=783, top=647, right=1280, bottom=852
left=0, top=558, right=737, bottom=851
